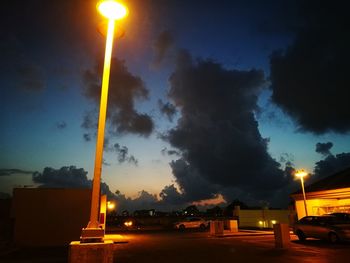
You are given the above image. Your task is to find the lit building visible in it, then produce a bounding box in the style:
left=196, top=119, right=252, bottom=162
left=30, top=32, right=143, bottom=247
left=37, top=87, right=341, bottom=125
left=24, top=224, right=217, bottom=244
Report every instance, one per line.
left=291, top=167, right=350, bottom=219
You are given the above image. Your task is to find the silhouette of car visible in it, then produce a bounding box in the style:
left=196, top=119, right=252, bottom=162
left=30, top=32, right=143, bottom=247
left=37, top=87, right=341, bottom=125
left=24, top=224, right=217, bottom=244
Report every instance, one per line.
left=293, top=215, right=350, bottom=243
left=174, top=217, right=209, bottom=230
left=328, top=212, right=350, bottom=223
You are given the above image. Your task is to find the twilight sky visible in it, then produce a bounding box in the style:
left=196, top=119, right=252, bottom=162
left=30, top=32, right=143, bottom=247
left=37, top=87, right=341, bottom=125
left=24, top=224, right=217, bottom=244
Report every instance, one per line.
left=1, top=0, right=350, bottom=210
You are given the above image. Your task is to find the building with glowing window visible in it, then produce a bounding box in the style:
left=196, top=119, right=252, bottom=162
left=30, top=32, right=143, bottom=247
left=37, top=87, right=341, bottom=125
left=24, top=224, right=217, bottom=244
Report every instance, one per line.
left=291, top=167, right=350, bottom=219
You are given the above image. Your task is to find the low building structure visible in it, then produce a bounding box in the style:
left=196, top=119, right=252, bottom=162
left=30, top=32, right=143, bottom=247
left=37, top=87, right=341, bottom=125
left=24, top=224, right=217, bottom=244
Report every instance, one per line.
left=233, top=206, right=291, bottom=228
left=290, top=167, right=350, bottom=219
left=11, top=188, right=91, bottom=246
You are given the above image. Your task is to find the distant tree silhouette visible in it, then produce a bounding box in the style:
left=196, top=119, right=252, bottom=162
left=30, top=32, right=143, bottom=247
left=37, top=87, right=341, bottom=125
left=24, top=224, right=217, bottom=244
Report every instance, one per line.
left=224, top=199, right=249, bottom=216
left=183, top=205, right=199, bottom=216
left=206, top=206, right=223, bottom=217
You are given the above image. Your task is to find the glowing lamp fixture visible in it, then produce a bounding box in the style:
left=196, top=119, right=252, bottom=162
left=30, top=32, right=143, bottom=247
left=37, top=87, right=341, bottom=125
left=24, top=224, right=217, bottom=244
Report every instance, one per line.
left=107, top=201, right=115, bottom=210
left=81, top=0, right=128, bottom=243
left=124, top=221, right=133, bottom=227
left=97, top=0, right=128, bottom=20
left=295, top=169, right=309, bottom=216
left=295, top=169, right=308, bottom=178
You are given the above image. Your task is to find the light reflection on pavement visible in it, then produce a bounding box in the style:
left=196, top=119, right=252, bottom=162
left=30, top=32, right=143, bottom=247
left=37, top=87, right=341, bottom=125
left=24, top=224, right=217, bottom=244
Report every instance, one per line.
left=107, top=230, right=350, bottom=263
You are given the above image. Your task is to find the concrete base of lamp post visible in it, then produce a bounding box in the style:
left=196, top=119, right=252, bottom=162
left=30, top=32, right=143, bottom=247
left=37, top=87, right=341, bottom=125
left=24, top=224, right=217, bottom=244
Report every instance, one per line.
left=80, top=228, right=105, bottom=243
left=68, top=240, right=113, bottom=263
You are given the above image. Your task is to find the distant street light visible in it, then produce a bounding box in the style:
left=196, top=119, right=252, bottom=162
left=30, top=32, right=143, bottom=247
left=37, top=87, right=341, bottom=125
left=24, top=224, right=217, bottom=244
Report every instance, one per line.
left=107, top=201, right=116, bottom=211
left=295, top=169, right=309, bottom=217
left=81, top=0, right=128, bottom=242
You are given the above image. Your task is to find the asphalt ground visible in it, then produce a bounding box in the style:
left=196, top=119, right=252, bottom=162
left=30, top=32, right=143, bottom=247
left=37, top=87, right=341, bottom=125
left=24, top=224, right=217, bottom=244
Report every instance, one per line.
left=1, top=229, right=350, bottom=263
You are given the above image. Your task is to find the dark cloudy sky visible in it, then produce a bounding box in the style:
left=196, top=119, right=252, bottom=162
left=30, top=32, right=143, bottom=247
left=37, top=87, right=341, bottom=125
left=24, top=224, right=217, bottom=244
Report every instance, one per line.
left=1, top=0, right=350, bottom=210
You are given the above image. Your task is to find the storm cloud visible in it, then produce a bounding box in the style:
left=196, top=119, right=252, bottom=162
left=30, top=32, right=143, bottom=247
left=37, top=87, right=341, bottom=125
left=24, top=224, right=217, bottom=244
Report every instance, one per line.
left=105, top=141, right=138, bottom=166
left=0, top=169, right=33, bottom=176
left=159, top=184, right=184, bottom=205
left=158, top=100, right=177, bottom=122
left=55, top=121, right=67, bottom=130
left=163, top=50, right=291, bottom=204
left=314, top=153, right=350, bottom=181
left=32, top=166, right=91, bottom=188
left=315, top=142, right=333, bottom=156
left=83, top=58, right=154, bottom=137
left=270, top=1, right=350, bottom=134
left=152, top=30, right=175, bottom=68
left=32, top=166, right=115, bottom=198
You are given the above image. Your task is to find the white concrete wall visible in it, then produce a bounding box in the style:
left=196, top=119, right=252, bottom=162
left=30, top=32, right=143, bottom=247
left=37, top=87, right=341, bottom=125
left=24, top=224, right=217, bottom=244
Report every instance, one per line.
left=237, top=209, right=290, bottom=228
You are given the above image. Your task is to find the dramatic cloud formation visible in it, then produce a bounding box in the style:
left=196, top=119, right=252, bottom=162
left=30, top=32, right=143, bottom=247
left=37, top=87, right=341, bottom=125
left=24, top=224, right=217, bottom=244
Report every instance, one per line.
left=161, top=147, right=180, bottom=157
left=32, top=166, right=91, bottom=188
left=159, top=184, right=184, bottom=205
left=158, top=100, right=177, bottom=122
left=83, top=133, right=92, bottom=142
left=162, top=50, right=292, bottom=205
left=279, top=153, right=294, bottom=166
left=152, top=30, right=175, bottom=68
left=0, top=169, right=33, bottom=176
left=314, top=153, right=350, bottom=181
left=315, top=142, right=333, bottom=156
left=30, top=166, right=169, bottom=211
left=56, top=121, right=67, bottom=130
left=104, top=140, right=138, bottom=166
left=83, top=58, right=154, bottom=137
left=114, top=190, right=163, bottom=212
left=32, top=166, right=115, bottom=198
left=270, top=1, right=350, bottom=134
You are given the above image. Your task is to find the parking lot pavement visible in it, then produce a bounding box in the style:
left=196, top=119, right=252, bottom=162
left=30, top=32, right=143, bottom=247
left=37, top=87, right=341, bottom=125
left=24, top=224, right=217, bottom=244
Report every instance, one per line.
left=1, top=230, right=350, bottom=263
left=110, top=230, right=350, bottom=263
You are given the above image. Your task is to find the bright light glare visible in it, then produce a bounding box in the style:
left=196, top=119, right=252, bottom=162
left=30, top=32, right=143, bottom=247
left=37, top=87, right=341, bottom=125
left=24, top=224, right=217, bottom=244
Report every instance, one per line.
left=271, top=220, right=277, bottom=224
left=107, top=201, right=115, bottom=210
left=124, top=221, right=133, bottom=227
left=295, top=169, right=308, bottom=178
left=97, top=0, right=128, bottom=20
left=258, top=221, right=263, bottom=225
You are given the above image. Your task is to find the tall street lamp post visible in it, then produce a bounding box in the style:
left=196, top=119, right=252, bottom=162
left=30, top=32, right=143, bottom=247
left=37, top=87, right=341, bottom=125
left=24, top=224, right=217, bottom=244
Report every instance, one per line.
left=81, top=0, right=128, bottom=242
left=295, top=169, right=308, bottom=217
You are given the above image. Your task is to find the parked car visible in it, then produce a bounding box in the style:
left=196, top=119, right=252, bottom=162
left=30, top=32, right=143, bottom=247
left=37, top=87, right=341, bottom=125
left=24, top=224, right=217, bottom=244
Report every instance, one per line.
left=174, top=217, right=209, bottom=230
left=293, top=215, right=350, bottom=243
left=328, top=212, right=350, bottom=223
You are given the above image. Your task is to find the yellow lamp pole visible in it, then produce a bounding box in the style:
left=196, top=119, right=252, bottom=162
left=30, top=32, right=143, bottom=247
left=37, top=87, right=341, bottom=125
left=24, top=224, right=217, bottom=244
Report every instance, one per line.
left=295, top=169, right=308, bottom=217
left=81, top=0, right=128, bottom=242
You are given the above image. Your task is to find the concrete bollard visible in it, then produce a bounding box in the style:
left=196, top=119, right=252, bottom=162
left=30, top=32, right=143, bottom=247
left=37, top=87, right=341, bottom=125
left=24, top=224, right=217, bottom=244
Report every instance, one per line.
left=229, top=220, right=238, bottom=233
left=69, top=240, right=114, bottom=263
left=210, top=220, right=224, bottom=236
left=273, top=223, right=290, bottom=248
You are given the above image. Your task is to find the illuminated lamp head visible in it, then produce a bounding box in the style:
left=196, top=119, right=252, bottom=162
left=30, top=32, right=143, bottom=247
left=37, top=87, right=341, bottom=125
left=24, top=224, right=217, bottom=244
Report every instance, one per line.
left=295, top=169, right=308, bottom=178
left=107, top=201, right=115, bottom=210
left=97, top=0, right=128, bottom=20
